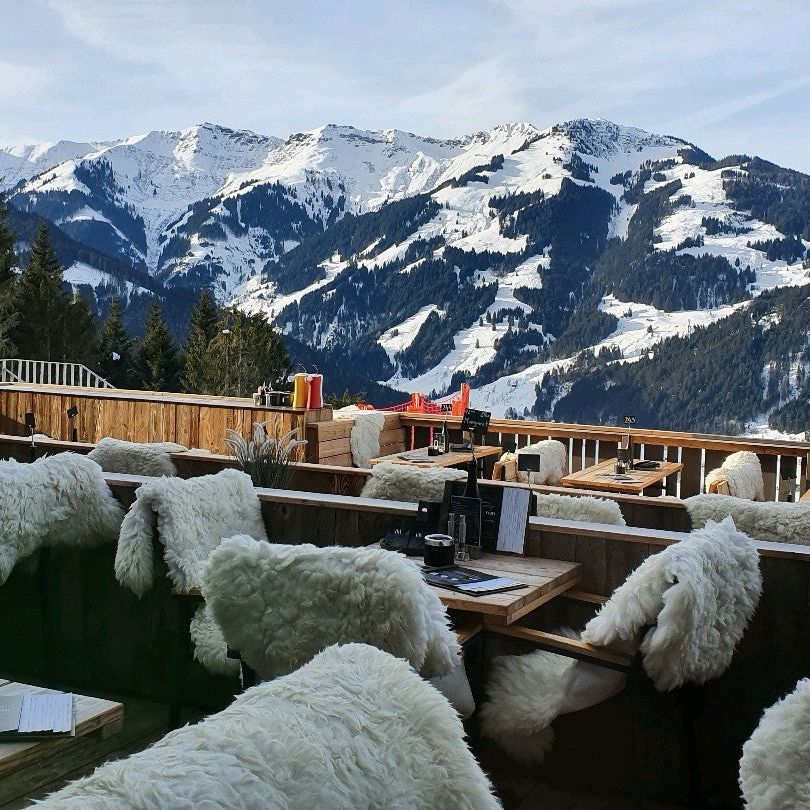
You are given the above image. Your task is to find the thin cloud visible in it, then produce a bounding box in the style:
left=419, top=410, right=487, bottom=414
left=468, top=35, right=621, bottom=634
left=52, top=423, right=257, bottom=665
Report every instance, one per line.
left=0, top=1, right=808, bottom=172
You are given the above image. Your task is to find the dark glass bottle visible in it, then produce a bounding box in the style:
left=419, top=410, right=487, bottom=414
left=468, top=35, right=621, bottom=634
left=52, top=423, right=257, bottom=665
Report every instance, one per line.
left=463, top=452, right=480, bottom=499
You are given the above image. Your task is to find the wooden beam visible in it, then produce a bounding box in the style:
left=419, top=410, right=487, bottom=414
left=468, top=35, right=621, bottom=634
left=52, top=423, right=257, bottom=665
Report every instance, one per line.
left=484, top=623, right=633, bottom=669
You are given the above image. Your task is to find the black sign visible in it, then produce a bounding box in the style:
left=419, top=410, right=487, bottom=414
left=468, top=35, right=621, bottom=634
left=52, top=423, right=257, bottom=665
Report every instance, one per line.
left=461, top=408, right=491, bottom=434
left=623, top=415, right=637, bottom=426
left=517, top=454, right=541, bottom=472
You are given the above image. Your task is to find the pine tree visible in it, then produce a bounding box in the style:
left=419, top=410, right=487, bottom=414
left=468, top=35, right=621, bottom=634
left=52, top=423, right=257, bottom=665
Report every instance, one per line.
left=10, top=225, right=69, bottom=360
left=0, top=198, right=14, bottom=287
left=180, top=290, right=220, bottom=393
left=63, top=291, right=99, bottom=367
left=97, top=298, right=135, bottom=387
left=204, top=309, right=291, bottom=396
left=135, top=300, right=180, bottom=391
left=0, top=199, right=17, bottom=355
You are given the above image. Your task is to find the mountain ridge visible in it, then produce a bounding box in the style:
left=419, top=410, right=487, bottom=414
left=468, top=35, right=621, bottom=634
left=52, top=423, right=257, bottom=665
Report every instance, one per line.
left=2, top=117, right=809, bottom=434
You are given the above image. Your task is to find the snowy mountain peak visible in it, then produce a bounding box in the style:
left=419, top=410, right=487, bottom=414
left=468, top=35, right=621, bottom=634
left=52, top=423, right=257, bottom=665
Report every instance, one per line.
left=542, top=118, right=688, bottom=158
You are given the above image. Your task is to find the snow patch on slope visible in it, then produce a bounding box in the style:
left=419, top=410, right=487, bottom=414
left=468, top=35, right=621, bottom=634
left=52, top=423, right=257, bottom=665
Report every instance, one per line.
left=378, top=306, right=444, bottom=361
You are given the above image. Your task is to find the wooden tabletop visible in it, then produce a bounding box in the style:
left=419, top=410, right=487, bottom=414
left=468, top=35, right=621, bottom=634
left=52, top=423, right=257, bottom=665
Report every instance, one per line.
left=413, top=552, right=581, bottom=625
left=368, top=444, right=502, bottom=468
left=562, top=458, right=683, bottom=495
left=0, top=681, right=123, bottom=778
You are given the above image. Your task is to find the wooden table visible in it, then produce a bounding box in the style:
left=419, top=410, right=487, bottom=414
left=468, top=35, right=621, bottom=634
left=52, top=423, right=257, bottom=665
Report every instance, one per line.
left=368, top=444, right=502, bottom=469
left=561, top=458, right=683, bottom=495
left=0, top=680, right=123, bottom=780
left=416, top=552, right=581, bottom=626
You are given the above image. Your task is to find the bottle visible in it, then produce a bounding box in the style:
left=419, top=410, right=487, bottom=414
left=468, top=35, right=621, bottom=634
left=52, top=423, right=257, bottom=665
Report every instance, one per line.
left=457, top=514, right=468, bottom=561
left=442, top=416, right=449, bottom=453
left=463, top=452, right=480, bottom=500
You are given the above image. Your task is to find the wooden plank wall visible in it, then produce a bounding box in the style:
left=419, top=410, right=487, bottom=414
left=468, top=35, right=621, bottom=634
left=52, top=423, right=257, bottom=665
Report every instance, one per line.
left=305, top=413, right=405, bottom=466
left=0, top=385, right=331, bottom=455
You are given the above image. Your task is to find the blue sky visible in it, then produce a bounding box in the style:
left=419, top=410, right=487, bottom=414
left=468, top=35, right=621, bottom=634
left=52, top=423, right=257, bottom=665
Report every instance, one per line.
left=2, top=0, right=809, bottom=171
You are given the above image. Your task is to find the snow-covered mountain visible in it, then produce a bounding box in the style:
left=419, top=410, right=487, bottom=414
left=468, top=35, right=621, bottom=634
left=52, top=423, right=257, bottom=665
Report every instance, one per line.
left=2, top=118, right=809, bottom=431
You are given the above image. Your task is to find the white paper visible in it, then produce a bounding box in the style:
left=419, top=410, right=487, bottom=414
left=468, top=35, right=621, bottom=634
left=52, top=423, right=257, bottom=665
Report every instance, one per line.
left=496, top=486, right=531, bottom=554
left=18, top=693, right=73, bottom=733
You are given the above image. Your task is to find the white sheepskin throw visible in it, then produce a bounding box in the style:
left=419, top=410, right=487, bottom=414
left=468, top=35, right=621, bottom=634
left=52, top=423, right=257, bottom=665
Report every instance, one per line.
left=479, top=630, right=627, bottom=766
left=705, top=451, right=764, bottom=501
left=582, top=517, right=762, bottom=691
left=35, top=643, right=502, bottom=810
left=686, top=493, right=810, bottom=545
left=351, top=411, right=387, bottom=468
left=739, top=678, right=810, bottom=809
left=88, top=437, right=187, bottom=477
left=203, top=536, right=460, bottom=680
left=514, top=439, right=569, bottom=485
left=536, top=492, right=626, bottom=526
left=333, top=406, right=389, bottom=466
left=114, top=469, right=267, bottom=676
left=360, top=461, right=466, bottom=503
left=0, top=453, right=124, bottom=585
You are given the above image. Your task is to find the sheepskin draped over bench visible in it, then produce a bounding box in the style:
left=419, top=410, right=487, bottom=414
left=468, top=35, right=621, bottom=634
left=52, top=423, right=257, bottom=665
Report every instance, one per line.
left=35, top=643, right=502, bottom=810
left=685, top=493, right=810, bottom=544
left=704, top=450, right=764, bottom=501
left=88, top=437, right=187, bottom=477
left=203, top=536, right=461, bottom=680
left=739, top=677, right=810, bottom=809
left=360, top=461, right=466, bottom=503
left=494, top=439, right=568, bottom=485
left=334, top=407, right=387, bottom=467
left=479, top=631, right=627, bottom=765
left=114, top=469, right=267, bottom=676
left=582, top=517, right=762, bottom=691
left=0, top=453, right=124, bottom=585
left=535, top=492, right=626, bottom=526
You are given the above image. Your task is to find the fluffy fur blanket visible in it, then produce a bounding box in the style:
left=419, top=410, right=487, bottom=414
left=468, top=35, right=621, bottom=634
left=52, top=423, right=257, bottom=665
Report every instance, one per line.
left=479, top=639, right=627, bottom=766
left=582, top=517, right=762, bottom=691
left=685, top=493, right=810, bottom=545
left=705, top=451, right=764, bottom=500
left=114, top=469, right=267, bottom=676
left=88, top=437, right=186, bottom=477
left=0, top=453, right=124, bottom=585
left=333, top=406, right=388, bottom=467
left=536, top=492, right=626, bottom=526
left=35, top=643, right=502, bottom=810
left=739, top=677, right=810, bottom=809
left=496, top=439, right=568, bottom=485
left=360, top=461, right=466, bottom=503
left=203, top=536, right=460, bottom=680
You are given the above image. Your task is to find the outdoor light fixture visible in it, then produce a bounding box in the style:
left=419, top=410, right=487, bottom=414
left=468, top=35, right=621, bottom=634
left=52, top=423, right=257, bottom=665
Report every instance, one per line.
left=66, top=406, right=79, bottom=442
left=25, top=412, right=36, bottom=461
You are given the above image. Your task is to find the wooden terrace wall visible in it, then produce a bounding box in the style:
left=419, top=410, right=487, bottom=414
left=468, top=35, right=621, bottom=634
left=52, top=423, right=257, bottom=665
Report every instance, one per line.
left=0, top=384, right=331, bottom=455
left=0, top=434, right=690, bottom=531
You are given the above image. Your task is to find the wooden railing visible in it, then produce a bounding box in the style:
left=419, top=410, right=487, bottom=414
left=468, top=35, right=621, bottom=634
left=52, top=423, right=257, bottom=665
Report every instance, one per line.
left=0, top=384, right=331, bottom=455
left=400, top=414, right=810, bottom=502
